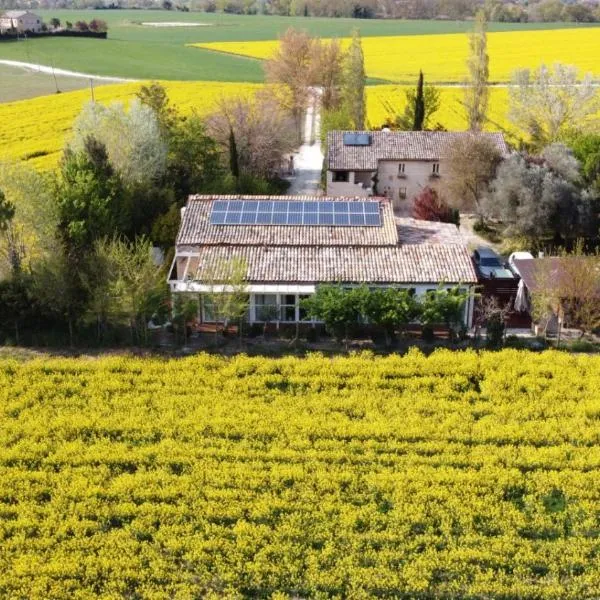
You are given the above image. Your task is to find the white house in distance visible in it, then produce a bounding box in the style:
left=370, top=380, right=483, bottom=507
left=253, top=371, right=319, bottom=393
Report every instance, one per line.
left=169, top=195, right=478, bottom=327
left=326, top=130, right=509, bottom=214
left=0, top=10, right=42, bottom=33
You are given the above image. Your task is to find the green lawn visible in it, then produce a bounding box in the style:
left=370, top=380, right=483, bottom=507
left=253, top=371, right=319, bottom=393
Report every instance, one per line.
left=0, top=64, right=113, bottom=102
left=2, top=10, right=597, bottom=87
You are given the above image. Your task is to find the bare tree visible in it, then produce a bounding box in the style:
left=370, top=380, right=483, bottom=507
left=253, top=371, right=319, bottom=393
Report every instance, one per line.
left=464, top=10, right=489, bottom=131
left=509, top=63, right=600, bottom=149
left=206, top=91, right=297, bottom=180
left=444, top=135, right=503, bottom=214
left=264, top=28, right=315, bottom=138
left=530, top=245, right=600, bottom=339
left=311, top=38, right=345, bottom=111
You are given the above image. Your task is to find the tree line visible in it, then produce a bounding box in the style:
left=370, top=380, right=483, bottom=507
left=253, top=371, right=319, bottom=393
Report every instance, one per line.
left=6, top=0, right=600, bottom=22
left=0, top=83, right=298, bottom=346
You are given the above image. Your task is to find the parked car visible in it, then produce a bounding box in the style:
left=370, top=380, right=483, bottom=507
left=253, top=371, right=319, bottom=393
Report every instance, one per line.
left=473, top=247, right=514, bottom=279
left=508, top=251, right=534, bottom=276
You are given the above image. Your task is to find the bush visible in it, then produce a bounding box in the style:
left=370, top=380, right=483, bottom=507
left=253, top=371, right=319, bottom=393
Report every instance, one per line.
left=412, top=187, right=459, bottom=226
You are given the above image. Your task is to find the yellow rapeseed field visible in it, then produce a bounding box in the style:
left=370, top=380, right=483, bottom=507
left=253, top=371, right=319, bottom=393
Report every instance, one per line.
left=192, top=27, right=600, bottom=83
left=0, top=81, right=262, bottom=171
left=366, top=85, right=515, bottom=133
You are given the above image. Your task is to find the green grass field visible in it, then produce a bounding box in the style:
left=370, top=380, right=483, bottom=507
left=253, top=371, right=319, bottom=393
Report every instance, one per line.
left=0, top=64, right=113, bottom=103
left=2, top=10, right=598, bottom=92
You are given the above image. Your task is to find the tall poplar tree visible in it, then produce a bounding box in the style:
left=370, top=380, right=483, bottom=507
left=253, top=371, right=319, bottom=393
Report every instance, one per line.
left=413, top=70, right=425, bottom=130
left=342, top=29, right=366, bottom=130
left=464, top=10, right=489, bottom=131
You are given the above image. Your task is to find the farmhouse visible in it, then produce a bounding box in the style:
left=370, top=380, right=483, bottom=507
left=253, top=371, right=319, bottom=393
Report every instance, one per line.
left=169, top=195, right=478, bottom=327
left=326, top=130, right=509, bottom=214
left=0, top=10, right=42, bottom=33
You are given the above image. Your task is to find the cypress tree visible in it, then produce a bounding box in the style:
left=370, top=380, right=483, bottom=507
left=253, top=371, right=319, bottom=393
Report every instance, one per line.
left=341, top=29, right=366, bottom=130
left=413, top=70, right=425, bottom=131
left=229, top=128, right=239, bottom=179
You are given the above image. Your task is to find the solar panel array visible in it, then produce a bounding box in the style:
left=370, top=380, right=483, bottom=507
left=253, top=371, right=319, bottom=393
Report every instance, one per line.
left=210, top=200, right=381, bottom=227
left=343, top=132, right=372, bottom=146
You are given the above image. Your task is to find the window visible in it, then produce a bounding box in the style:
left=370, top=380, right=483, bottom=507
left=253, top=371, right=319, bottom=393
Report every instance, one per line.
left=202, top=296, right=216, bottom=322
left=398, top=163, right=406, bottom=177
left=333, top=171, right=350, bottom=183
left=254, top=294, right=277, bottom=322
left=431, top=163, right=440, bottom=176
left=398, top=187, right=407, bottom=200
left=280, top=294, right=297, bottom=322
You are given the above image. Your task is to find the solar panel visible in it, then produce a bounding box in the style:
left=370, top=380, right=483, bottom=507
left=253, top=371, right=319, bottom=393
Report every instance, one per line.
left=343, top=132, right=372, bottom=146
left=209, top=200, right=381, bottom=227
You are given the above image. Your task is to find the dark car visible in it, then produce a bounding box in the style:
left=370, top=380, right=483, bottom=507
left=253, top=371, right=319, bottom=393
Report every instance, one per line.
left=473, top=247, right=514, bottom=279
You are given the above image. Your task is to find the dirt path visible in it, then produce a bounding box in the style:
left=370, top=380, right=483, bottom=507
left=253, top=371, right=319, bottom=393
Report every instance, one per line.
left=0, top=60, right=137, bottom=82
left=286, top=90, right=324, bottom=196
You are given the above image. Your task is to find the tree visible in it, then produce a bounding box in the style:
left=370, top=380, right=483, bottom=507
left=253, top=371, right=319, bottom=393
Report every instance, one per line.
left=555, top=243, right=600, bottom=336
left=341, top=29, right=366, bottom=130
left=483, top=151, right=595, bottom=243
left=264, top=28, right=315, bottom=138
left=0, top=188, right=18, bottom=275
left=0, top=189, right=15, bottom=233
left=0, top=275, right=34, bottom=345
left=206, top=91, right=296, bottom=180
left=420, top=286, right=470, bottom=341
left=0, top=162, right=57, bottom=279
left=229, top=127, right=240, bottom=179
left=33, top=251, right=88, bottom=347
left=55, top=138, right=124, bottom=254
left=75, top=21, right=89, bottom=31
left=474, top=296, right=512, bottom=348
left=49, top=17, right=61, bottom=29
left=464, top=10, right=489, bottom=131
left=529, top=246, right=600, bottom=340
left=88, top=19, right=108, bottom=33
left=301, top=284, right=367, bottom=348
left=166, top=113, right=225, bottom=201
left=202, top=256, right=249, bottom=341
left=70, top=99, right=168, bottom=187
left=413, top=70, right=425, bottom=131
left=320, top=106, right=354, bottom=146
left=385, top=81, right=441, bottom=131
left=444, top=134, right=503, bottom=214
left=565, top=132, right=600, bottom=192
left=509, top=64, right=600, bottom=149
left=136, top=82, right=178, bottom=137
left=311, top=38, right=345, bottom=111
left=363, top=287, right=420, bottom=345
left=412, top=187, right=459, bottom=225
left=94, top=236, right=167, bottom=345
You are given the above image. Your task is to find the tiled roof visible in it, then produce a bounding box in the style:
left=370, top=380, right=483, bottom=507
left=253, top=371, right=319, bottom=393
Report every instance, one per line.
left=514, top=257, right=600, bottom=295
left=192, top=245, right=477, bottom=284
left=396, top=217, right=466, bottom=245
left=327, top=130, right=510, bottom=170
left=175, top=195, right=477, bottom=285
left=177, top=195, right=399, bottom=247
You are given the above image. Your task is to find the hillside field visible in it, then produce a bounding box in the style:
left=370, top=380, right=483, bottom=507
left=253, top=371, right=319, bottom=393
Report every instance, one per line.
left=0, top=10, right=598, bottom=97
left=0, top=350, right=599, bottom=598
left=194, top=27, right=600, bottom=84
left=0, top=81, right=262, bottom=171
